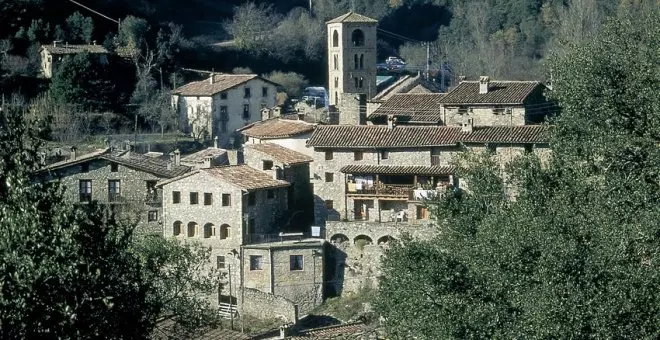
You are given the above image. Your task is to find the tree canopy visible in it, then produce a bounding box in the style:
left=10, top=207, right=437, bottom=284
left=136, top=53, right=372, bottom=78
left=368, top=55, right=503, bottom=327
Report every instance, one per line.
left=375, top=5, right=660, bottom=339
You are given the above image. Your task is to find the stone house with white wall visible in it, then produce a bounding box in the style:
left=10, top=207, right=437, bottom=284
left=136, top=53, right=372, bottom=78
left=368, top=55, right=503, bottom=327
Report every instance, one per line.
left=306, top=123, right=551, bottom=226
left=36, top=147, right=191, bottom=234
left=172, top=74, right=279, bottom=147
left=40, top=41, right=109, bottom=78
left=243, top=143, right=315, bottom=226
left=439, top=76, right=551, bottom=126
left=240, top=118, right=317, bottom=158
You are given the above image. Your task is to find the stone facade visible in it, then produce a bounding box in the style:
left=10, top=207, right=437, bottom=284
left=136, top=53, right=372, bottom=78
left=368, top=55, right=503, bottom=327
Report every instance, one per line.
left=242, top=240, right=324, bottom=315
left=241, top=288, right=298, bottom=323
left=245, top=134, right=315, bottom=157
left=173, top=77, right=277, bottom=147
left=40, top=43, right=109, bottom=78
left=443, top=106, right=527, bottom=126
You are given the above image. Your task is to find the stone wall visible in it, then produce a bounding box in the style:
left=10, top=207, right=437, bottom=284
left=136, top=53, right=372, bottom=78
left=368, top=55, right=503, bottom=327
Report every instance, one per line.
left=443, top=106, right=527, bottom=126
left=240, top=288, right=299, bottom=323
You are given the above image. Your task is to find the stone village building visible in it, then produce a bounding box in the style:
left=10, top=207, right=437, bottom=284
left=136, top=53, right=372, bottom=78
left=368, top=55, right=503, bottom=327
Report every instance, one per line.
left=240, top=117, right=317, bottom=157
left=40, top=41, right=109, bottom=78
left=35, top=146, right=190, bottom=234
left=172, top=74, right=279, bottom=148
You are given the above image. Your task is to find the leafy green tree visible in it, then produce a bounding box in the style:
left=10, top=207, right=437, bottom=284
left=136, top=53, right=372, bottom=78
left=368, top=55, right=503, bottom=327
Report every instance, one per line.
left=375, top=6, right=660, bottom=339
left=0, top=105, right=221, bottom=338
left=65, top=11, right=94, bottom=44
left=26, top=19, right=50, bottom=43
left=118, top=15, right=149, bottom=58
left=224, top=2, right=279, bottom=56
left=265, top=70, right=308, bottom=98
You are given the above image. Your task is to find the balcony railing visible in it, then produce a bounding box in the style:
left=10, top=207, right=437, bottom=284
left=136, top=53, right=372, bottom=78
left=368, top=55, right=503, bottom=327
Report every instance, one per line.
left=430, top=155, right=442, bottom=165
left=347, top=183, right=414, bottom=198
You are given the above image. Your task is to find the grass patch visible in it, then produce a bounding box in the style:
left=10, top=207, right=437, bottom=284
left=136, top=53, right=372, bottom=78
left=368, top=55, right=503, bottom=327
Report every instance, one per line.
left=313, top=287, right=377, bottom=323
left=220, top=314, right=284, bottom=335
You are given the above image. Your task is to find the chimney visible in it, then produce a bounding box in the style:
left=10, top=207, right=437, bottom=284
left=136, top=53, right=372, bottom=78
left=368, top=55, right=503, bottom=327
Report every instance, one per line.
left=459, top=75, right=466, bottom=82
left=209, top=73, right=215, bottom=84
left=53, top=41, right=57, bottom=47
left=386, top=114, right=397, bottom=130
left=70, top=146, right=77, bottom=161
left=461, top=117, right=473, bottom=133
left=213, top=136, right=219, bottom=149
left=174, top=149, right=181, bottom=166
left=479, top=76, right=490, bottom=94
left=92, top=40, right=97, bottom=45
left=203, top=155, right=212, bottom=169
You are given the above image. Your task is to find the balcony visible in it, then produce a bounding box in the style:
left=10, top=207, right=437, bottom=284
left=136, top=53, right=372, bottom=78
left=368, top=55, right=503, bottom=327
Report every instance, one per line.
left=347, top=183, right=414, bottom=199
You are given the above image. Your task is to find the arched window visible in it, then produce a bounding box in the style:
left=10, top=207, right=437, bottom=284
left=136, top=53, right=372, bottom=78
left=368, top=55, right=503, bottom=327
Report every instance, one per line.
left=330, top=233, right=349, bottom=244
left=354, top=77, right=359, bottom=88
left=334, top=77, right=338, bottom=88
left=378, top=235, right=395, bottom=245
left=173, top=221, right=182, bottom=236
left=354, top=54, right=359, bottom=69
left=333, top=55, right=338, bottom=70
left=354, top=234, right=373, bottom=245
left=187, top=222, right=197, bottom=237
left=203, top=223, right=214, bottom=238
left=359, top=77, right=364, bottom=88
left=335, top=91, right=338, bottom=104
left=351, top=29, right=365, bottom=46
left=332, top=30, right=339, bottom=47
left=220, top=224, right=231, bottom=240
left=359, top=54, right=364, bottom=69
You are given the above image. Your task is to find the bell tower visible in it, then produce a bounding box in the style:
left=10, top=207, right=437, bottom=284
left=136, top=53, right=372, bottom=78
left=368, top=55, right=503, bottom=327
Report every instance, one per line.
left=326, top=12, right=378, bottom=125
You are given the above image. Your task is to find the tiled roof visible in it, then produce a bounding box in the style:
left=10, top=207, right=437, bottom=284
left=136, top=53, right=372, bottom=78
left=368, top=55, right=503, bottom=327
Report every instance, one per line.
left=204, top=165, right=290, bottom=191
left=102, top=153, right=191, bottom=178
left=289, top=322, right=370, bottom=339
left=241, top=118, right=316, bottom=139
left=326, top=12, right=378, bottom=24
left=153, top=320, right=250, bottom=340
left=181, top=147, right=228, bottom=164
left=307, top=125, right=462, bottom=148
left=462, top=125, right=551, bottom=144
left=245, top=143, right=313, bottom=165
left=307, top=125, right=550, bottom=148
left=42, top=44, right=108, bottom=55
left=40, top=148, right=111, bottom=171
left=370, top=93, right=445, bottom=123
left=441, top=81, right=542, bottom=105
left=173, top=74, right=277, bottom=96
left=341, top=164, right=454, bottom=175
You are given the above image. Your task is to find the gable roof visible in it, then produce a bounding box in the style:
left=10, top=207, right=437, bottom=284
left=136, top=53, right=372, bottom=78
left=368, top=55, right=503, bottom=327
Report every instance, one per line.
left=307, top=125, right=550, bottom=148
left=370, top=93, right=446, bottom=123
left=180, top=148, right=228, bottom=164
left=40, top=148, right=111, bottom=171
left=326, top=12, right=378, bottom=24
left=244, top=143, right=313, bottom=165
left=159, top=165, right=289, bottom=191
left=240, top=118, right=316, bottom=139
left=42, top=44, right=108, bottom=55
left=102, top=153, right=191, bottom=178
left=341, top=164, right=454, bottom=176
left=172, top=74, right=278, bottom=97
left=441, top=81, right=543, bottom=105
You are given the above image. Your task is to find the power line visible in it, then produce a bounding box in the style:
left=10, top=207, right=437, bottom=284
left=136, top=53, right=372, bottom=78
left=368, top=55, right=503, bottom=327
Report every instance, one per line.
left=68, top=0, right=120, bottom=25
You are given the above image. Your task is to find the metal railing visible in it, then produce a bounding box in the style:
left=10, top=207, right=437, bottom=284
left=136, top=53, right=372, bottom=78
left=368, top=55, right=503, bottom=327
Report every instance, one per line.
left=346, top=183, right=414, bottom=198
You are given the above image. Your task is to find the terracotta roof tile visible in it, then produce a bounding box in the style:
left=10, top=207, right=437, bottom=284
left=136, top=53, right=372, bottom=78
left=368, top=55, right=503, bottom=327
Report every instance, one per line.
left=241, top=119, right=316, bottom=139
left=289, top=322, right=370, bottom=339
left=204, top=165, right=290, bottom=191
left=307, top=125, right=550, bottom=148
left=245, top=143, right=313, bottom=165
left=173, top=74, right=277, bottom=96
left=326, top=12, right=378, bottom=24
left=40, top=148, right=111, bottom=171
left=441, top=81, right=543, bottom=105
left=370, top=93, right=445, bottom=123
left=42, top=44, right=108, bottom=55
left=341, top=164, right=454, bottom=175
left=103, top=153, right=191, bottom=178
left=181, top=148, right=228, bottom=164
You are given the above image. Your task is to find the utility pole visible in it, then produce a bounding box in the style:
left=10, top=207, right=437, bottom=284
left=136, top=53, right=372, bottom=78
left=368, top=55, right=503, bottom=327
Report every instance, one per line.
left=426, top=42, right=430, bottom=81
left=228, top=264, right=234, bottom=330
left=309, top=0, right=313, bottom=15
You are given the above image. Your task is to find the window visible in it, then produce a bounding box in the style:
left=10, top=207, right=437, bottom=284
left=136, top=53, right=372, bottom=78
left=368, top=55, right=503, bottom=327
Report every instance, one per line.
left=204, top=193, right=213, bottom=205
left=110, top=163, right=118, bottom=172
left=325, top=200, right=334, bottom=210
left=325, top=172, right=334, bottom=182
left=325, top=150, right=333, bottom=160
left=220, top=224, right=230, bottom=239
left=217, top=256, right=226, bottom=269
left=148, top=210, right=158, bottom=222
left=290, top=255, right=304, bottom=271
left=359, top=54, right=364, bottom=69
left=263, top=160, right=274, bottom=170
left=248, top=218, right=255, bottom=234
left=250, top=255, right=264, bottom=270
left=172, top=191, right=181, bottom=204
left=493, top=107, right=505, bottom=115
left=79, top=180, right=92, bottom=202
left=187, top=222, right=196, bottom=237
left=354, top=151, right=363, bottom=161
left=354, top=77, right=359, bottom=88
left=354, top=54, right=359, bottom=69
left=108, top=180, right=120, bottom=202
left=220, top=121, right=228, bottom=133
left=380, top=150, right=389, bottom=160
left=190, top=192, right=199, bottom=205
left=173, top=221, right=182, bottom=236
left=262, top=86, right=268, bottom=97
left=332, top=30, right=339, bottom=47
left=525, top=144, right=534, bottom=153
left=244, top=87, right=251, bottom=98
left=334, top=77, right=339, bottom=88
left=222, top=193, right=231, bottom=207
left=247, top=192, right=256, bottom=206
left=219, top=106, right=228, bottom=120
left=267, top=189, right=275, bottom=199
left=243, top=104, right=250, bottom=120
left=458, top=107, right=468, bottom=115
left=488, top=144, right=497, bottom=153
left=351, top=29, right=365, bottom=46
left=203, top=223, right=213, bottom=238
left=333, top=54, right=338, bottom=70
left=220, top=92, right=227, bottom=100
left=146, top=181, right=157, bottom=201
left=81, top=163, right=89, bottom=173
left=358, top=77, right=363, bottom=88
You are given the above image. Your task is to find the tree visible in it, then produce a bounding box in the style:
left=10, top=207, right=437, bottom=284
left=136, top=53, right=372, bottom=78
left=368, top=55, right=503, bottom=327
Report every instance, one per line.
left=0, top=104, right=221, bottom=338
left=118, top=15, right=149, bottom=58
left=65, top=11, right=94, bottom=44
left=224, top=2, right=279, bottom=56
left=375, top=5, right=660, bottom=338
left=265, top=71, right=309, bottom=98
